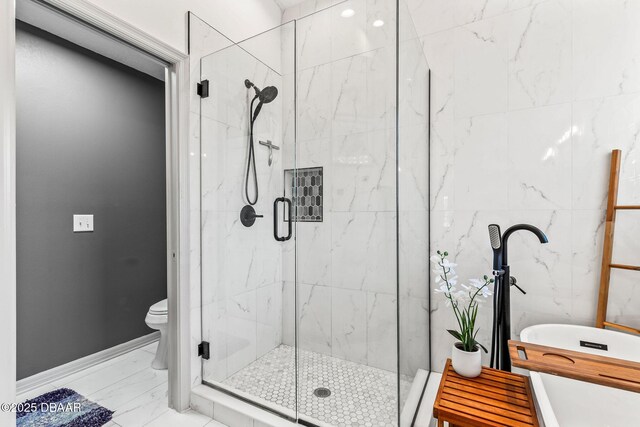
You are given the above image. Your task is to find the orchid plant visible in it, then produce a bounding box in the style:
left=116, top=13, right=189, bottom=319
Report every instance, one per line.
left=431, top=250, right=493, bottom=353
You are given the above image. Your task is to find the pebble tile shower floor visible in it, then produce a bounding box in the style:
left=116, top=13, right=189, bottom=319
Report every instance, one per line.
left=220, top=345, right=412, bottom=426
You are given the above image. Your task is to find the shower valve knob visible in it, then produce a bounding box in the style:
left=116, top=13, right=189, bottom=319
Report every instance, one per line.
left=240, top=205, right=263, bottom=227
left=510, top=276, right=526, bottom=295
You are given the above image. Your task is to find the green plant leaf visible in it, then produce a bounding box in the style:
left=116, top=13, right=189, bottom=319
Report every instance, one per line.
left=447, top=329, right=463, bottom=341
left=476, top=341, right=488, bottom=353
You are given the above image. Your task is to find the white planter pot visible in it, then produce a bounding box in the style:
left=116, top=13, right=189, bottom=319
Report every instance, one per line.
left=451, top=343, right=482, bottom=378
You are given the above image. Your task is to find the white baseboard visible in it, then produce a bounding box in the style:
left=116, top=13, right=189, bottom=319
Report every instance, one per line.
left=17, top=331, right=160, bottom=395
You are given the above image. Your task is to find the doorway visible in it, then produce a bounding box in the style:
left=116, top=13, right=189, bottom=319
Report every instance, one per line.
left=2, top=0, right=190, bottom=418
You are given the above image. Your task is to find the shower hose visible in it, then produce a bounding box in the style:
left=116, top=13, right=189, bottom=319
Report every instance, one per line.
left=245, top=96, right=259, bottom=205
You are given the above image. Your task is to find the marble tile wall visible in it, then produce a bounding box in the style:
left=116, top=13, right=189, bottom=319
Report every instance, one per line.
left=408, top=0, right=640, bottom=371
left=280, top=0, right=431, bottom=379
left=281, top=0, right=398, bottom=373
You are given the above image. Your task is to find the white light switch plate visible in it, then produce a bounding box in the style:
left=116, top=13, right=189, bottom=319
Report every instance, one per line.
left=73, top=214, right=94, bottom=232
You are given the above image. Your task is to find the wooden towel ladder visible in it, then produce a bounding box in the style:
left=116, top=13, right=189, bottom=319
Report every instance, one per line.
left=596, top=149, right=640, bottom=335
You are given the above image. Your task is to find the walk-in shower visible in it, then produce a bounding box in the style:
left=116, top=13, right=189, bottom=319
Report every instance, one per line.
left=193, top=0, right=430, bottom=425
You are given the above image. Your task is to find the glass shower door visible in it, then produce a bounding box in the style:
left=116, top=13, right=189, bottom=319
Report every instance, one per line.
left=199, top=21, right=298, bottom=420
left=195, top=1, right=431, bottom=424
left=293, top=1, right=404, bottom=426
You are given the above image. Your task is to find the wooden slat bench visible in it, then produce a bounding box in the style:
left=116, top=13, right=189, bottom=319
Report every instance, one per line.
left=433, top=359, right=539, bottom=427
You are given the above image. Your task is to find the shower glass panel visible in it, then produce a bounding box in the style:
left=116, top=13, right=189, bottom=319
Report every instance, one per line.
left=199, top=21, right=298, bottom=420
left=398, top=0, right=431, bottom=423
left=198, top=1, right=430, bottom=425
left=292, top=2, right=401, bottom=426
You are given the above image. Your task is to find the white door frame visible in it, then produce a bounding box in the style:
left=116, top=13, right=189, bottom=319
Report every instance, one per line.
left=1, top=0, right=192, bottom=418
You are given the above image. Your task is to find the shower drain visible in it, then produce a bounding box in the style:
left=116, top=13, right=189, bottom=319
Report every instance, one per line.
left=313, top=387, right=331, bottom=398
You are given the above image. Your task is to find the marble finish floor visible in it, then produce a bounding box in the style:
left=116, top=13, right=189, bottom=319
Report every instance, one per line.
left=218, top=345, right=412, bottom=427
left=17, top=342, right=224, bottom=427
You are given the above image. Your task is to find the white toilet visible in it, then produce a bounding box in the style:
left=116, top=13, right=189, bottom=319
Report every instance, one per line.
left=145, top=299, right=168, bottom=370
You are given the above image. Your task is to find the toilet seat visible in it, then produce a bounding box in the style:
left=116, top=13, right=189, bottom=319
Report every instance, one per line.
left=148, top=299, right=167, bottom=315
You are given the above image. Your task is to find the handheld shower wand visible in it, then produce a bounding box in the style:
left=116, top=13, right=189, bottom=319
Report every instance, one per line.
left=488, top=224, right=502, bottom=369
left=488, top=224, right=502, bottom=270
left=243, top=79, right=279, bottom=206
left=488, top=223, right=548, bottom=371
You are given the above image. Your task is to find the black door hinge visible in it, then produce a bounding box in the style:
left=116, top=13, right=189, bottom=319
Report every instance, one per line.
left=197, top=80, right=209, bottom=98
left=198, top=341, right=210, bottom=360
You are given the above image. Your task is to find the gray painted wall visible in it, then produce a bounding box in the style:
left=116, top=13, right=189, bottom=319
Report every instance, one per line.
left=16, top=23, right=167, bottom=380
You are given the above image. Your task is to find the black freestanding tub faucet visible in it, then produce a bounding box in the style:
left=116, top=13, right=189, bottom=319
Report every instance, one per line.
left=488, top=223, right=548, bottom=371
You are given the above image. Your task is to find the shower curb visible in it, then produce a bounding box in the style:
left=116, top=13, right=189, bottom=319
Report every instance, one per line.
left=191, top=384, right=297, bottom=427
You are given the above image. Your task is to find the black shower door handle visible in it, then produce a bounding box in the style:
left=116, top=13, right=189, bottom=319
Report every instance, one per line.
left=273, top=197, right=292, bottom=242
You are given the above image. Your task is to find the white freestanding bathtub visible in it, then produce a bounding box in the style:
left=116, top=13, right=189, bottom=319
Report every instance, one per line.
left=520, top=324, right=640, bottom=427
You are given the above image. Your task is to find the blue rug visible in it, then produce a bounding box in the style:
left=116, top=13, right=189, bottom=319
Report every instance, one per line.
left=17, top=388, right=113, bottom=427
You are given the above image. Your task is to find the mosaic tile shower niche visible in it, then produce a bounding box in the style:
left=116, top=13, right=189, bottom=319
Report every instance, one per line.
left=285, top=167, right=323, bottom=222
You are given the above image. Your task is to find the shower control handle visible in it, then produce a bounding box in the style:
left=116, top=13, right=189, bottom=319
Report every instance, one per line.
left=273, top=197, right=292, bottom=241
left=510, top=276, right=526, bottom=295
left=240, top=205, right=262, bottom=227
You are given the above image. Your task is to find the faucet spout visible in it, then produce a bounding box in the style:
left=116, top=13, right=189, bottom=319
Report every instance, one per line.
left=501, top=224, right=548, bottom=265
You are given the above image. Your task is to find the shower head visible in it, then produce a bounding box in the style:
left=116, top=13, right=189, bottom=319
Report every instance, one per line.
left=488, top=224, right=502, bottom=270
left=245, top=79, right=279, bottom=121
left=259, top=86, right=278, bottom=104
left=244, top=79, right=278, bottom=104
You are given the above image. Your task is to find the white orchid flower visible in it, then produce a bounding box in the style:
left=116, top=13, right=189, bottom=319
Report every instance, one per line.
left=479, top=286, right=492, bottom=298
left=469, top=278, right=484, bottom=289
left=434, top=284, right=449, bottom=293
left=440, top=259, right=457, bottom=268
left=430, top=251, right=492, bottom=354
